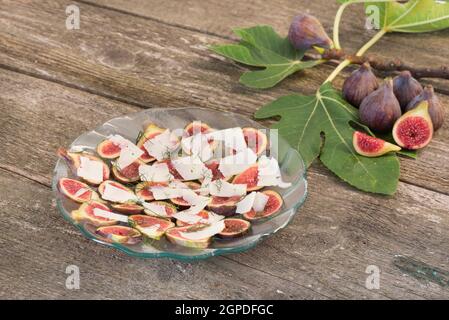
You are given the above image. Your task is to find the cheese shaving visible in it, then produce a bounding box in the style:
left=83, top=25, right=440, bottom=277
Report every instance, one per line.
left=109, top=135, right=144, bottom=170
left=257, top=156, right=292, bottom=188
left=142, top=202, right=169, bottom=217
left=143, top=129, right=179, bottom=161
left=171, top=155, right=208, bottom=181
left=209, top=179, right=246, bottom=197
left=139, top=162, right=173, bottom=182
left=180, top=220, right=226, bottom=240
left=102, top=183, right=138, bottom=203
left=77, top=156, right=104, bottom=183
left=218, top=148, right=257, bottom=177
left=93, top=208, right=129, bottom=223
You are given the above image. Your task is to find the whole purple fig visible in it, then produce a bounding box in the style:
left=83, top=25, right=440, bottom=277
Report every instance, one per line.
left=288, top=13, right=333, bottom=51
left=342, top=62, right=379, bottom=108
left=393, top=71, right=423, bottom=111
left=406, top=85, right=445, bottom=131
left=359, top=78, right=402, bottom=132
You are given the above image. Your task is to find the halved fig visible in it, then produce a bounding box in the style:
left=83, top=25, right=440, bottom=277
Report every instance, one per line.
left=112, top=159, right=144, bottom=183
left=111, top=203, right=144, bottom=215
left=96, top=225, right=141, bottom=245
left=218, top=218, right=251, bottom=239
left=136, top=124, right=166, bottom=163
left=353, top=131, right=401, bottom=157
left=393, top=101, right=434, bottom=150
left=170, top=181, right=201, bottom=207
left=242, top=127, right=268, bottom=156
left=128, top=215, right=175, bottom=240
left=232, top=165, right=263, bottom=192
left=96, top=139, right=121, bottom=159
left=57, top=148, right=110, bottom=185
left=72, top=201, right=117, bottom=226
left=58, top=178, right=99, bottom=203
left=207, top=196, right=242, bottom=216
left=176, top=210, right=211, bottom=227
left=165, top=224, right=212, bottom=249
left=135, top=181, right=168, bottom=201
left=98, top=180, right=133, bottom=197
left=144, top=201, right=177, bottom=217
left=184, top=121, right=213, bottom=136
left=243, top=190, right=283, bottom=221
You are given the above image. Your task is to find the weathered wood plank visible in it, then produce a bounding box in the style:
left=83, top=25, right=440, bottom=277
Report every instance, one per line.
left=86, top=0, right=449, bottom=91
left=0, top=69, right=448, bottom=299
left=0, top=0, right=448, bottom=194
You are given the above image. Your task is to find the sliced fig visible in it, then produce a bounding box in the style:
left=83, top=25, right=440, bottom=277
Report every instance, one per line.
left=144, top=201, right=177, bottom=218
left=57, top=148, right=110, bottom=185
left=243, top=190, right=283, bottom=221
left=96, top=225, right=141, bottom=245
left=242, top=127, right=268, bottom=156
left=176, top=210, right=211, bottom=227
left=96, top=139, right=121, bottom=159
left=135, top=181, right=168, bottom=201
left=232, top=165, right=263, bottom=192
left=170, top=181, right=201, bottom=207
left=184, top=121, right=213, bottom=136
left=165, top=224, right=212, bottom=249
left=207, top=196, right=242, bottom=216
left=393, top=101, right=434, bottom=150
left=72, top=201, right=117, bottom=226
left=111, top=203, right=144, bottom=215
left=98, top=180, right=133, bottom=197
left=136, top=124, right=166, bottom=163
left=353, top=131, right=401, bottom=157
left=112, top=159, right=143, bottom=183
left=58, top=178, right=99, bottom=203
left=217, top=218, right=251, bottom=239
left=128, top=215, right=175, bottom=240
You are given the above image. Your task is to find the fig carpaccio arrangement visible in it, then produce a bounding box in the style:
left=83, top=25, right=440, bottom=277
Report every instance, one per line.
left=57, top=122, right=291, bottom=249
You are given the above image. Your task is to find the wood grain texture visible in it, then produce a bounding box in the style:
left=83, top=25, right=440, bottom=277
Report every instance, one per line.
left=0, top=0, right=448, bottom=194
left=0, top=69, right=448, bottom=299
left=85, top=0, right=449, bottom=92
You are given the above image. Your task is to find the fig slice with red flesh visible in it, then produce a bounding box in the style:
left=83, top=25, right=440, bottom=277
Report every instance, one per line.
left=96, top=139, right=121, bottom=159
left=243, top=190, right=283, bottom=221
left=57, top=148, right=110, bottom=185
left=143, top=201, right=178, bottom=218
left=135, top=181, right=168, bottom=201
left=217, top=218, right=251, bottom=239
left=393, top=101, right=434, bottom=150
left=201, top=160, right=232, bottom=182
left=98, top=180, right=134, bottom=198
left=136, top=124, right=166, bottom=163
left=353, top=131, right=401, bottom=157
left=232, top=165, right=263, bottom=192
left=96, top=225, right=142, bottom=245
left=207, top=196, right=242, bottom=216
left=170, top=181, right=201, bottom=207
left=242, top=127, right=268, bottom=156
left=157, top=159, right=183, bottom=180
left=176, top=210, right=213, bottom=227
left=128, top=215, right=175, bottom=240
left=58, top=178, right=99, bottom=203
left=72, top=201, right=117, bottom=226
left=111, top=203, right=144, bottom=215
left=165, top=224, right=212, bottom=249
left=112, top=159, right=144, bottom=183
left=184, top=121, right=213, bottom=136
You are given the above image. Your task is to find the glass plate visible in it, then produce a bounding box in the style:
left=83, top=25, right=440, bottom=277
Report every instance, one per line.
left=52, top=107, right=307, bottom=260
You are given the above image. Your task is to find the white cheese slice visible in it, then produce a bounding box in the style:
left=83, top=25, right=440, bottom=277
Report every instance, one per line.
left=143, top=129, right=179, bottom=161
left=181, top=134, right=213, bottom=162
left=207, top=127, right=247, bottom=152
left=102, top=183, right=138, bottom=203
left=93, top=208, right=129, bottom=223
left=180, top=220, right=226, bottom=240
left=150, top=186, right=200, bottom=203
left=209, top=179, right=247, bottom=197
left=172, top=211, right=202, bottom=224
left=257, top=156, right=292, bottom=188
left=109, top=135, right=144, bottom=170
left=218, top=148, right=257, bottom=177
left=200, top=169, right=213, bottom=195
left=139, top=162, right=173, bottom=182
left=141, top=202, right=169, bottom=217
left=171, top=155, right=208, bottom=181
left=77, top=156, right=104, bottom=183
left=200, top=212, right=224, bottom=224
left=139, top=224, right=161, bottom=237
left=236, top=192, right=256, bottom=214
left=73, top=187, right=89, bottom=198
left=253, top=192, right=269, bottom=212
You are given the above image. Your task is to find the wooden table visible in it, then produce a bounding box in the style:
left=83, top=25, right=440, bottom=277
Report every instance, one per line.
left=1, top=0, right=448, bottom=299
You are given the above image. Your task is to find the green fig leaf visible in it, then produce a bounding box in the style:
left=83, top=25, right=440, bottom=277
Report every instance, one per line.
left=210, top=26, right=324, bottom=89
left=368, top=0, right=449, bottom=33
left=255, top=83, right=400, bottom=195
